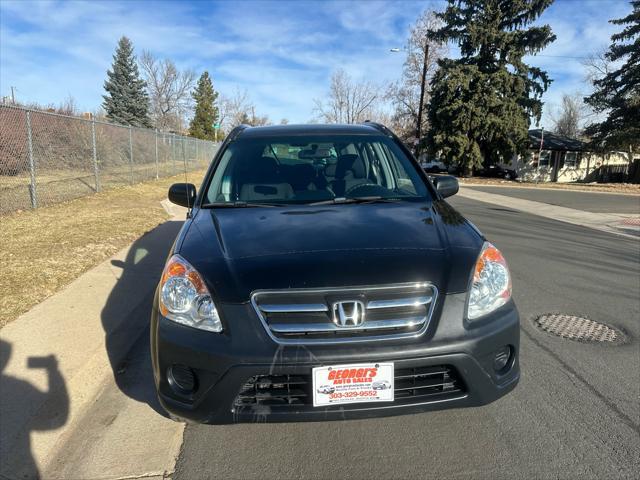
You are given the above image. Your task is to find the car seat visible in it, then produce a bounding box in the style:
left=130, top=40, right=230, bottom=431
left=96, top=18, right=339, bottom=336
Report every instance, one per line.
left=235, top=156, right=294, bottom=201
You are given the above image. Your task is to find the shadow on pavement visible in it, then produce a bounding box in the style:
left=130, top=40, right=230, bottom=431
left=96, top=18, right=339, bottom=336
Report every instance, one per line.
left=100, top=220, right=183, bottom=418
left=0, top=339, right=69, bottom=480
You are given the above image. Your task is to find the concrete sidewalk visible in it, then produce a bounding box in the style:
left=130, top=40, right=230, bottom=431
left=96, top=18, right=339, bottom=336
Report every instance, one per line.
left=457, top=187, right=640, bottom=238
left=0, top=204, right=187, bottom=480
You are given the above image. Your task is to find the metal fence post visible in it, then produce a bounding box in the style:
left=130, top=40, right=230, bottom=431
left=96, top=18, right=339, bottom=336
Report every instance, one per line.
left=182, top=137, right=187, bottom=174
left=91, top=119, right=100, bottom=192
left=25, top=110, right=37, bottom=208
left=172, top=135, right=177, bottom=175
left=155, top=130, right=159, bottom=179
left=128, top=126, right=134, bottom=184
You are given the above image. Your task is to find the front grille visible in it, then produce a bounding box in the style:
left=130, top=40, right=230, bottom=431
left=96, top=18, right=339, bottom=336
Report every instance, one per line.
left=233, top=365, right=465, bottom=410
left=235, top=375, right=309, bottom=407
left=251, top=283, right=437, bottom=344
left=394, top=365, right=463, bottom=400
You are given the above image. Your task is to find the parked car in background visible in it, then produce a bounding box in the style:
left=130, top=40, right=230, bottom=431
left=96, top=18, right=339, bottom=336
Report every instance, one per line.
left=420, top=159, right=448, bottom=173
left=475, top=164, right=518, bottom=180
left=152, top=122, right=520, bottom=424
left=448, top=164, right=518, bottom=180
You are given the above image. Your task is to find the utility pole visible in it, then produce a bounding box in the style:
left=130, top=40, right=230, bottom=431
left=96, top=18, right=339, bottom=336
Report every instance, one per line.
left=536, top=127, right=544, bottom=184
left=415, top=40, right=429, bottom=157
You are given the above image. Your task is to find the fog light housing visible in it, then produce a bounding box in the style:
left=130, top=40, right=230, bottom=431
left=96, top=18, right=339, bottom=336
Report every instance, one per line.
left=493, top=346, right=513, bottom=373
left=168, top=364, right=197, bottom=394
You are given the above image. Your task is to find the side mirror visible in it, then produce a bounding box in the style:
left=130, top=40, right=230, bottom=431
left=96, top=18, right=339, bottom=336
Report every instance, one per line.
left=168, top=183, right=196, bottom=208
left=432, top=175, right=459, bottom=198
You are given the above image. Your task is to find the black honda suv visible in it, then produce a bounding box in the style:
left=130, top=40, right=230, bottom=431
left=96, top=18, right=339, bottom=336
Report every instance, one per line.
left=151, top=122, right=519, bottom=423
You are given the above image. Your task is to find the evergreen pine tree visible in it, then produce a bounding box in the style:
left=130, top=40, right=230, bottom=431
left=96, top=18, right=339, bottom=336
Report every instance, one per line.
left=427, top=0, right=556, bottom=173
left=584, top=1, right=639, bottom=156
left=189, top=72, right=219, bottom=140
left=102, top=36, right=152, bottom=127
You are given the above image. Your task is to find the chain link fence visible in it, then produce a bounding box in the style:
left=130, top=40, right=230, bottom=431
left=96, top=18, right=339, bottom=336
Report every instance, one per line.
left=0, top=104, right=218, bottom=214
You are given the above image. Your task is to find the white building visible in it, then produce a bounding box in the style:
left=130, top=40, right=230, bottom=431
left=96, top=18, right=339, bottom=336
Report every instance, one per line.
left=515, top=129, right=638, bottom=183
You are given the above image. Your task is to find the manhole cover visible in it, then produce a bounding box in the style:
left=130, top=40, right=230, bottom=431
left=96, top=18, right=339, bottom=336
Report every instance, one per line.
left=534, top=314, right=625, bottom=344
left=621, top=218, right=640, bottom=226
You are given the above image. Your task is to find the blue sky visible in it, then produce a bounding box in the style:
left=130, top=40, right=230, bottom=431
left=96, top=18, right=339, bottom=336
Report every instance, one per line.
left=0, top=0, right=633, bottom=128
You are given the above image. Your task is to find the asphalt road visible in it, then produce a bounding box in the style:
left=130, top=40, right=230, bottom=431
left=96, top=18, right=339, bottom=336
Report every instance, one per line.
left=466, top=185, right=640, bottom=214
left=175, top=197, right=640, bottom=480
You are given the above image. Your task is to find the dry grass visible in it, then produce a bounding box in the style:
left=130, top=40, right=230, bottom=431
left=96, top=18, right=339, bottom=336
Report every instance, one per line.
left=459, top=177, right=640, bottom=195
left=0, top=169, right=207, bottom=328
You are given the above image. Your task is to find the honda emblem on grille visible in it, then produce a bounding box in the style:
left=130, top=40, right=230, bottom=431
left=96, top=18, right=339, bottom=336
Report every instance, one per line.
left=332, top=300, right=365, bottom=327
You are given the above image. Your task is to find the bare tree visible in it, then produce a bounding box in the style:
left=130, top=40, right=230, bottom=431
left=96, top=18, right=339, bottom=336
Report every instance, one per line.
left=548, top=93, right=589, bottom=139
left=387, top=10, right=447, bottom=142
left=240, top=108, right=270, bottom=127
left=313, top=69, right=380, bottom=123
left=139, top=51, right=196, bottom=132
left=219, top=88, right=270, bottom=129
left=580, top=47, right=616, bottom=129
left=582, top=48, right=615, bottom=85
left=219, top=88, right=247, bottom=130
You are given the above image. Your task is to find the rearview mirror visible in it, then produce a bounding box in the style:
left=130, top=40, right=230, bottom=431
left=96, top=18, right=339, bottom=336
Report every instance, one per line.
left=432, top=175, right=459, bottom=198
left=168, top=183, right=196, bottom=208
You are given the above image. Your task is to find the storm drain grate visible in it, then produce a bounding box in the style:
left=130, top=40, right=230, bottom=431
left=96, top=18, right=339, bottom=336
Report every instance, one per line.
left=534, top=314, right=624, bottom=344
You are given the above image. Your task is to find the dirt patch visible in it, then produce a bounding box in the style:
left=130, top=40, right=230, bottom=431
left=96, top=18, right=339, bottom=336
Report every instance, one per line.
left=0, top=169, right=207, bottom=328
left=459, top=177, right=640, bottom=195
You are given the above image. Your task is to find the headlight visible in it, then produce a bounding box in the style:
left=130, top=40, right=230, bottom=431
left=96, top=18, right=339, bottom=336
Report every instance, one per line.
left=159, top=254, right=222, bottom=332
left=467, top=242, right=512, bottom=320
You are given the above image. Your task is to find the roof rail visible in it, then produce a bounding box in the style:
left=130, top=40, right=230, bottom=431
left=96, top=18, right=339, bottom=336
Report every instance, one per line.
left=227, top=124, right=250, bottom=142
left=362, top=120, right=393, bottom=136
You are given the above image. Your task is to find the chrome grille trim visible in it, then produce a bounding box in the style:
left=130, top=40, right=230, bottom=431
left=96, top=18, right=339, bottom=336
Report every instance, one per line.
left=367, top=295, right=433, bottom=309
left=259, top=303, right=329, bottom=313
left=251, top=283, right=438, bottom=345
left=270, top=315, right=427, bottom=333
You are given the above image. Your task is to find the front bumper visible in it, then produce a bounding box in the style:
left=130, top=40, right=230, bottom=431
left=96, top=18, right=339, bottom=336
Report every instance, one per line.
left=151, top=291, right=520, bottom=424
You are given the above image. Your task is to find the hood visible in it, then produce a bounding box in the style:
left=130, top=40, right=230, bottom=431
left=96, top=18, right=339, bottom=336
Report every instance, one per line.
left=179, top=201, right=482, bottom=303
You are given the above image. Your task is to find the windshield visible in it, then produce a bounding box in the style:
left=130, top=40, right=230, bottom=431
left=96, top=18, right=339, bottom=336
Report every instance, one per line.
left=203, top=134, right=430, bottom=205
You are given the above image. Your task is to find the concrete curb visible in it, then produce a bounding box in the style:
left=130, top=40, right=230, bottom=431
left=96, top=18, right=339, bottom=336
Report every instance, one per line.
left=0, top=206, right=187, bottom=479
left=457, top=187, right=639, bottom=239
left=459, top=182, right=640, bottom=197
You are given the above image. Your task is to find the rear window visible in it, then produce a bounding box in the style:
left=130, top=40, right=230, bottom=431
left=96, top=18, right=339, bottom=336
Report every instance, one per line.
left=204, top=134, right=430, bottom=205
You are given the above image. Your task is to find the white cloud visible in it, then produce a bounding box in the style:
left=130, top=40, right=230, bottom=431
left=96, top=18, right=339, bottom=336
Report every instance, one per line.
left=1, top=0, right=632, bottom=127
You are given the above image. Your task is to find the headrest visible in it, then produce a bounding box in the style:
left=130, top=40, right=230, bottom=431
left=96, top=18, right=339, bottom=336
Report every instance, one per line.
left=336, top=154, right=365, bottom=179
left=236, top=156, right=280, bottom=183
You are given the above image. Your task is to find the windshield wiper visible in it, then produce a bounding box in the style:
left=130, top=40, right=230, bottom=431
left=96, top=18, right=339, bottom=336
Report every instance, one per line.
left=308, top=196, right=403, bottom=206
left=201, top=201, right=277, bottom=208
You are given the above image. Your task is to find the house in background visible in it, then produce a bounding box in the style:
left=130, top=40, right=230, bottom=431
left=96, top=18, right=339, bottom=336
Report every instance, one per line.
left=515, top=129, right=638, bottom=183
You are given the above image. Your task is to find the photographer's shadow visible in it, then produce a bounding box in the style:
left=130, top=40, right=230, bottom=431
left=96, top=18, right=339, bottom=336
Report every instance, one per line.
left=0, top=339, right=69, bottom=480
left=100, top=220, right=183, bottom=417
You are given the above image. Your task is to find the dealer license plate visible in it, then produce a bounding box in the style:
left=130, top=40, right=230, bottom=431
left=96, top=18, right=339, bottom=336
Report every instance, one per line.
left=312, top=362, right=394, bottom=407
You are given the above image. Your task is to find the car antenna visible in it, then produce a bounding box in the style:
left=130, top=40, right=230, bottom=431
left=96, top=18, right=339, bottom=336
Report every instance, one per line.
left=183, top=139, right=192, bottom=217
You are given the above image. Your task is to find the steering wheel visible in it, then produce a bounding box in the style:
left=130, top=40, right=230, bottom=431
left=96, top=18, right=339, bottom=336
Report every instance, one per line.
left=344, top=183, right=385, bottom=196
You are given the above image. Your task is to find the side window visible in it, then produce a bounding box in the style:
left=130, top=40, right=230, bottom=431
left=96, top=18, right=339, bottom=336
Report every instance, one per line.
left=379, top=142, right=417, bottom=194
left=369, top=142, right=393, bottom=188
left=362, top=143, right=380, bottom=184
left=207, top=148, right=234, bottom=202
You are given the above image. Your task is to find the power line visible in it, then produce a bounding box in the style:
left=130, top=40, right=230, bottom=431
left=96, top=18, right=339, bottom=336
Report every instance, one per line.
left=534, top=54, right=590, bottom=59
